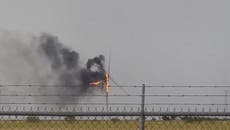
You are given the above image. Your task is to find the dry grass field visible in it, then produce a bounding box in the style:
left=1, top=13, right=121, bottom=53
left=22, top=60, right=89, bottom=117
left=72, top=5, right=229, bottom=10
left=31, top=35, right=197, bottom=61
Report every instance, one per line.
left=0, top=120, right=229, bottom=130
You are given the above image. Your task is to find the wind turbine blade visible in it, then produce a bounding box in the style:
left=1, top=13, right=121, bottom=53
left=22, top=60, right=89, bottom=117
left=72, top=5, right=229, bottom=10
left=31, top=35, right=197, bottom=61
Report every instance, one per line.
left=108, top=50, right=111, bottom=75
left=109, top=76, right=129, bottom=95
left=106, top=50, right=129, bottom=95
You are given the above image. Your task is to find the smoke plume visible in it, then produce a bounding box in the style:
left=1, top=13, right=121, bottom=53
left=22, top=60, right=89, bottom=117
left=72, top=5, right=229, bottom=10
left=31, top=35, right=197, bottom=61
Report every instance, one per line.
left=0, top=30, right=106, bottom=96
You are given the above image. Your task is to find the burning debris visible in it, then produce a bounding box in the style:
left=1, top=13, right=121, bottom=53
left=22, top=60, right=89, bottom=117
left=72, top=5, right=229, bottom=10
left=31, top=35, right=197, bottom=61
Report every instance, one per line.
left=89, top=80, right=103, bottom=86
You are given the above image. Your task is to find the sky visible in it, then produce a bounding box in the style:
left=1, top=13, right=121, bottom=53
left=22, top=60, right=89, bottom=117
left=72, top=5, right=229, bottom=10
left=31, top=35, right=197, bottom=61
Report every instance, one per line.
left=0, top=0, right=230, bottom=86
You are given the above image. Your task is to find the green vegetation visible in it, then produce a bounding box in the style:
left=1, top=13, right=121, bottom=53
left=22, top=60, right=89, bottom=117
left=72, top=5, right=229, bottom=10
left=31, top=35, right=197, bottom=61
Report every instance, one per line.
left=0, top=119, right=228, bottom=130
left=181, top=116, right=221, bottom=122
left=25, top=116, right=40, bottom=123
left=110, top=117, right=120, bottom=122
left=64, top=116, right=75, bottom=122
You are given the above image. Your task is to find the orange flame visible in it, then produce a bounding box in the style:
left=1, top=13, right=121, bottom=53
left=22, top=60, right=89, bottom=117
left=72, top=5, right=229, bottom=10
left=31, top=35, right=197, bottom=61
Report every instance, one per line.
left=105, top=73, right=109, bottom=92
left=89, top=73, right=109, bottom=92
left=89, top=80, right=103, bottom=86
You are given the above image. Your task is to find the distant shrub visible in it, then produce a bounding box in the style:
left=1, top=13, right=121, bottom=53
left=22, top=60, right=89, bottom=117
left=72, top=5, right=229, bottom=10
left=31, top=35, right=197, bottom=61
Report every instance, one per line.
left=110, top=118, right=120, bottom=122
left=151, top=117, right=156, bottom=121
left=181, top=116, right=220, bottom=123
left=162, top=116, right=171, bottom=121
left=161, top=116, right=179, bottom=121
left=64, top=116, right=75, bottom=122
left=181, top=116, right=197, bottom=122
left=26, top=116, right=40, bottom=122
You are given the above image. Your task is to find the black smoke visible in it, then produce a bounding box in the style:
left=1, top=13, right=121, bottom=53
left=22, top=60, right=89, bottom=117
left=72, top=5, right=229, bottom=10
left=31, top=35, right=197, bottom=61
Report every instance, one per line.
left=39, top=33, right=106, bottom=88
left=0, top=31, right=108, bottom=105
left=81, top=55, right=106, bottom=86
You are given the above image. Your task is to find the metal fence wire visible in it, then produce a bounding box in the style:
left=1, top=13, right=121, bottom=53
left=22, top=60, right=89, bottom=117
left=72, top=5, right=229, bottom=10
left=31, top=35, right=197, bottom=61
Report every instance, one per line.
left=0, top=84, right=229, bottom=130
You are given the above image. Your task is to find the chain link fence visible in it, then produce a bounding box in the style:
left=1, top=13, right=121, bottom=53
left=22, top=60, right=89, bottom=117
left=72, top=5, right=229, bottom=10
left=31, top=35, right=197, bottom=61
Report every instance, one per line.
left=0, top=113, right=229, bottom=130
left=0, top=84, right=229, bottom=129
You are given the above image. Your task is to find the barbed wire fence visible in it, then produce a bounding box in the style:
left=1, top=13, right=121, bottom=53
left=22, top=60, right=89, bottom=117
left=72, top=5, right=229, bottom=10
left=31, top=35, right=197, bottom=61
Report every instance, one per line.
left=0, top=84, right=229, bottom=130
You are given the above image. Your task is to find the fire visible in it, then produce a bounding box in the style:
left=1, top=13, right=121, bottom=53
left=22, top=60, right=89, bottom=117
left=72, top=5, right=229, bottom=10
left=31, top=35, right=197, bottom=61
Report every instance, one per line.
left=89, top=73, right=110, bottom=92
left=89, top=80, right=103, bottom=86
left=105, top=73, right=109, bottom=92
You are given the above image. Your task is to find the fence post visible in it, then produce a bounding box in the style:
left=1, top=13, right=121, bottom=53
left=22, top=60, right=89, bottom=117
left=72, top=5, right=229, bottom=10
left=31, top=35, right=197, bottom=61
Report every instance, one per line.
left=140, top=84, right=145, bottom=130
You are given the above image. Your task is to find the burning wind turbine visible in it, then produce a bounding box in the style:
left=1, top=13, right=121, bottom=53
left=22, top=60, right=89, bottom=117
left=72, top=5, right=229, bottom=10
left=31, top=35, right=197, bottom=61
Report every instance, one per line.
left=0, top=31, right=122, bottom=106
left=88, top=53, right=111, bottom=111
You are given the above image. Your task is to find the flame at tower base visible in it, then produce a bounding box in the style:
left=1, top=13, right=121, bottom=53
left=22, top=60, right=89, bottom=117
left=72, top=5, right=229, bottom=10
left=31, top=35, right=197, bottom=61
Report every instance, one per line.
left=105, top=73, right=110, bottom=93
left=88, top=73, right=110, bottom=93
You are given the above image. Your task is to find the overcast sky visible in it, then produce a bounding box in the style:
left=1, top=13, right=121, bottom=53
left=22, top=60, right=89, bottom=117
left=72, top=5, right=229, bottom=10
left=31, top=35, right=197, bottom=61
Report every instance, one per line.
left=0, top=0, right=230, bottom=85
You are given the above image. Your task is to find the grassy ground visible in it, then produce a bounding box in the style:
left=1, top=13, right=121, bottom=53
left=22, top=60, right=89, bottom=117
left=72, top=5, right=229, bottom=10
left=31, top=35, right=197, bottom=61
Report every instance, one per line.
left=0, top=120, right=229, bottom=130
